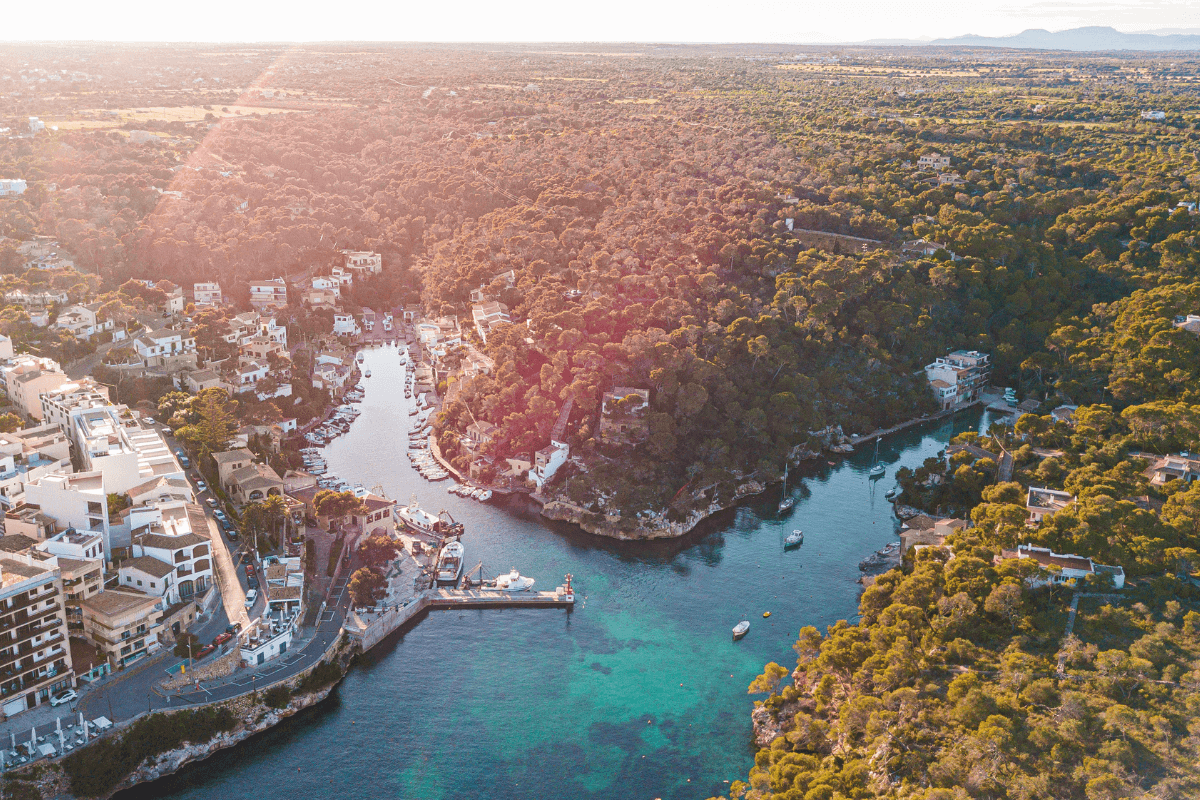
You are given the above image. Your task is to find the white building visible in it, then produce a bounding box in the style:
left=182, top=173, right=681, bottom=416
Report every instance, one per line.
left=0, top=179, right=27, bottom=197
left=333, top=314, right=360, bottom=336
left=192, top=282, right=223, bottom=307
left=531, top=440, right=569, bottom=489
left=341, top=250, right=382, bottom=275
left=0, top=424, right=73, bottom=509
left=1140, top=110, right=1166, bottom=121
left=471, top=301, right=511, bottom=345
left=23, top=471, right=110, bottom=559
left=239, top=617, right=294, bottom=666
left=1026, top=487, right=1075, bottom=523
left=134, top=328, right=197, bottom=368
left=249, top=279, right=288, bottom=311
left=54, top=303, right=112, bottom=340
left=311, top=276, right=341, bottom=297
left=0, top=545, right=74, bottom=717
left=997, top=543, right=1124, bottom=589
left=41, top=383, right=185, bottom=498
left=917, top=153, right=951, bottom=171
left=125, top=500, right=213, bottom=604
left=924, top=350, right=991, bottom=411
left=0, top=355, right=69, bottom=421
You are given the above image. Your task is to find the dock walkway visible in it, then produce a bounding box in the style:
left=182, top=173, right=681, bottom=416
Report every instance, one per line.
left=429, top=588, right=575, bottom=608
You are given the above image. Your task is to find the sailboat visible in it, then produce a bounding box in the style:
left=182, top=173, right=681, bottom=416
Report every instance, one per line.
left=777, top=462, right=795, bottom=513
left=869, top=437, right=885, bottom=478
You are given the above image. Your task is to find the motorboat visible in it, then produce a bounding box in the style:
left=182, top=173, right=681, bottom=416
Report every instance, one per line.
left=784, top=530, right=804, bottom=548
left=732, top=620, right=750, bottom=639
left=364, top=369, right=372, bottom=378
left=356, top=353, right=364, bottom=363
left=493, top=569, right=534, bottom=592
left=436, top=540, right=464, bottom=583
left=885, top=488, right=897, bottom=500
left=477, top=489, right=492, bottom=501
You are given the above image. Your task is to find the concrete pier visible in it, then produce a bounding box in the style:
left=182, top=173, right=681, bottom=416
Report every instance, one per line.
left=429, top=588, right=575, bottom=609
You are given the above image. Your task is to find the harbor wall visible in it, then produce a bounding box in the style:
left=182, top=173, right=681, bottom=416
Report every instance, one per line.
left=347, top=594, right=432, bottom=653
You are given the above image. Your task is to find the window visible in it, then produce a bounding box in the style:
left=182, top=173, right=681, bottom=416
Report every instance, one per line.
left=136, top=580, right=142, bottom=587
left=87, top=501, right=102, bottom=515
left=149, top=582, right=155, bottom=589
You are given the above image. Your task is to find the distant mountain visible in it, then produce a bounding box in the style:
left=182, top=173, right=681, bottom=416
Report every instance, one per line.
left=930, top=26, right=1200, bottom=51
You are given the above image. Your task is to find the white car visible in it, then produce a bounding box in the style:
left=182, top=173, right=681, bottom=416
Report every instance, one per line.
left=50, top=689, right=77, bottom=707
left=244, top=589, right=258, bottom=608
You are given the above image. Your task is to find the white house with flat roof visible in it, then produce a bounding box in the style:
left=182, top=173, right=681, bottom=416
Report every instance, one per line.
left=0, top=355, right=69, bottom=421
left=192, top=282, right=223, bottom=307
left=0, top=179, right=27, bottom=197
left=341, top=250, right=382, bottom=275
left=23, top=471, right=110, bottom=558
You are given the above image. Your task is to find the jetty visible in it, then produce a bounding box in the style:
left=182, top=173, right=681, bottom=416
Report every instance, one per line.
left=429, top=587, right=575, bottom=608
left=347, top=574, right=576, bottom=652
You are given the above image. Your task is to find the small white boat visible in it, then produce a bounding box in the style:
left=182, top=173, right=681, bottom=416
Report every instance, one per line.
left=478, top=489, right=492, bottom=501
left=732, top=620, right=750, bottom=639
left=885, top=488, right=897, bottom=500
left=493, top=569, right=535, bottom=592
left=364, top=369, right=372, bottom=378
left=784, top=530, right=804, bottom=548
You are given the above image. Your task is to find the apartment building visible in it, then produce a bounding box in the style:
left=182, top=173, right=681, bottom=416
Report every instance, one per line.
left=0, top=355, right=69, bottom=420
left=41, top=385, right=185, bottom=496
left=127, top=501, right=213, bottom=603
left=53, top=303, right=112, bottom=340
left=192, top=282, right=223, bottom=307
left=249, top=279, right=288, bottom=311
left=79, top=589, right=163, bottom=669
left=0, top=544, right=74, bottom=717
left=35, top=530, right=104, bottom=630
left=0, top=424, right=73, bottom=509
left=23, top=472, right=109, bottom=558
left=924, top=350, right=991, bottom=411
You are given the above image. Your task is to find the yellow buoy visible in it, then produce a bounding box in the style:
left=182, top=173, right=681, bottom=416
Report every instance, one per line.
left=763, top=611, right=771, bottom=618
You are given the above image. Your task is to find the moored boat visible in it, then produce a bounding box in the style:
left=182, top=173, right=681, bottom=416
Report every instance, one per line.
left=437, top=540, right=464, bottom=583
left=493, top=569, right=534, bottom=592
left=732, top=620, right=750, bottom=639
left=784, top=530, right=804, bottom=548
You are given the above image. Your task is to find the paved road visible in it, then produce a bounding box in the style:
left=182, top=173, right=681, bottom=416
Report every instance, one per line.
left=171, top=577, right=351, bottom=705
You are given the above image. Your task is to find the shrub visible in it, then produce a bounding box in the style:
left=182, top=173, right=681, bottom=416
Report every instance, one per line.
left=263, top=685, right=291, bottom=709
left=61, top=706, right=237, bottom=797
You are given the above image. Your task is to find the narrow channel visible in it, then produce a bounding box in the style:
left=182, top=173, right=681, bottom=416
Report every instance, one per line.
left=129, top=345, right=991, bottom=800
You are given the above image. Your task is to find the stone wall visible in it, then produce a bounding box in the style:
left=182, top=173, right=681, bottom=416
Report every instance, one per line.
left=160, top=644, right=239, bottom=690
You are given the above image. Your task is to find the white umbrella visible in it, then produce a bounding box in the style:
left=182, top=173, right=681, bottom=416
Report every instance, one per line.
left=78, top=712, right=87, bottom=741
left=56, top=717, right=61, bottom=735
left=9, top=731, right=13, bottom=751
left=57, top=728, right=63, bottom=754
left=1, top=747, right=6, bottom=770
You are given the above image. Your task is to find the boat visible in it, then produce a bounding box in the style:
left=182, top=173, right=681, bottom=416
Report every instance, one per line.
left=478, top=489, right=493, bottom=501
left=784, top=530, right=804, bottom=548
left=356, top=353, right=364, bottom=363
left=364, top=369, right=372, bottom=378
left=395, top=496, right=464, bottom=536
left=885, top=488, right=897, bottom=500
left=493, top=569, right=535, bottom=592
left=732, top=620, right=750, bottom=640
left=777, top=461, right=794, bottom=513
left=762, top=611, right=771, bottom=618
left=869, top=437, right=885, bottom=478
left=436, top=540, right=464, bottom=583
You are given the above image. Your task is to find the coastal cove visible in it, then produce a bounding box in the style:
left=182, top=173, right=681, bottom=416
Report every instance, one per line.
left=123, top=347, right=993, bottom=800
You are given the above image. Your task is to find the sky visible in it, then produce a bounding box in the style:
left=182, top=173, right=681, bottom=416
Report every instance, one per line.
left=4, top=0, right=1200, bottom=44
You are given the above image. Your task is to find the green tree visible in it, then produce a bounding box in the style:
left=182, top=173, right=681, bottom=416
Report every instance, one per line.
left=348, top=566, right=386, bottom=607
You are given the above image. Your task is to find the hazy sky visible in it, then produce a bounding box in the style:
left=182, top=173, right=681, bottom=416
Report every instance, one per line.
left=5, top=0, right=1199, bottom=43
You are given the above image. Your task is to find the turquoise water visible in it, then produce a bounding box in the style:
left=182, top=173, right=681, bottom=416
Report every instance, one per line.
left=125, top=347, right=989, bottom=800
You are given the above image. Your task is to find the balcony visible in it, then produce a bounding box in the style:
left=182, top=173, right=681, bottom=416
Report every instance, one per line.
left=0, top=631, right=65, bottom=672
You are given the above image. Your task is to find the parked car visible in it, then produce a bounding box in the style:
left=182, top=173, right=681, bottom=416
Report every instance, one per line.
left=206, top=497, right=219, bottom=508
left=143, top=416, right=155, bottom=425
left=196, top=644, right=216, bottom=659
left=248, top=576, right=259, bottom=590
left=244, top=589, right=258, bottom=608
left=49, top=689, right=77, bottom=707
left=213, top=632, right=233, bottom=646
left=195, top=479, right=207, bottom=493
left=174, top=449, right=191, bottom=468
left=245, top=564, right=255, bottom=578
left=225, top=622, right=241, bottom=635
left=226, top=528, right=239, bottom=542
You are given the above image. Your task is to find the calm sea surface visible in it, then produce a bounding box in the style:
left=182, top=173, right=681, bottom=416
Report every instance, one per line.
left=127, top=347, right=990, bottom=800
